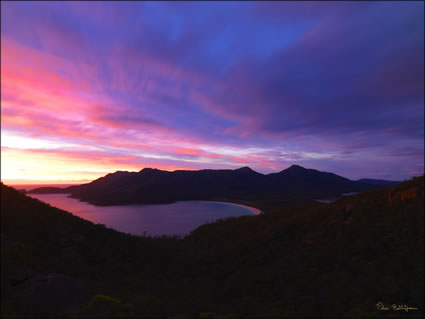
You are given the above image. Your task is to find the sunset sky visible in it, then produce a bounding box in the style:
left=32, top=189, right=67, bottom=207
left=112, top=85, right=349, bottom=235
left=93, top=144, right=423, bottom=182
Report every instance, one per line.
left=1, top=1, right=424, bottom=184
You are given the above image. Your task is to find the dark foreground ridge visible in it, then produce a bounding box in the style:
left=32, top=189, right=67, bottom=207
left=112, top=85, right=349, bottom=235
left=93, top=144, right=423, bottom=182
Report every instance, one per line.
left=28, top=165, right=392, bottom=209
left=2, top=176, right=423, bottom=318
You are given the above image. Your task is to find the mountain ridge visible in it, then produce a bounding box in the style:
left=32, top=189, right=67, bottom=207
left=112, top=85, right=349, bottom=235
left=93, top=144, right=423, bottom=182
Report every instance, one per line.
left=28, top=165, right=383, bottom=209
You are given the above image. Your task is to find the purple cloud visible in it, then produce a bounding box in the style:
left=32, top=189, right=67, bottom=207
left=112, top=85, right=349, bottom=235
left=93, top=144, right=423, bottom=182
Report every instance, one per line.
left=1, top=1, right=423, bottom=182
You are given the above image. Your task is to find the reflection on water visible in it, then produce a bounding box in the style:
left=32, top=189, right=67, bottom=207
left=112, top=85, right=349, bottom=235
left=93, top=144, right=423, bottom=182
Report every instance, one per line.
left=28, top=193, right=260, bottom=236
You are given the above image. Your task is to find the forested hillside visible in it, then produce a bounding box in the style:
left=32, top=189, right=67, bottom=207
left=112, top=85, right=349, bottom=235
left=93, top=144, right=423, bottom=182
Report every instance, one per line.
left=2, top=176, right=423, bottom=318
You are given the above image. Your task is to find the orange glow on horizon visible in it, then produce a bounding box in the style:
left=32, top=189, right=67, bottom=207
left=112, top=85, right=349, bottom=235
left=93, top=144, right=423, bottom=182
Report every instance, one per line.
left=0, top=146, right=204, bottom=185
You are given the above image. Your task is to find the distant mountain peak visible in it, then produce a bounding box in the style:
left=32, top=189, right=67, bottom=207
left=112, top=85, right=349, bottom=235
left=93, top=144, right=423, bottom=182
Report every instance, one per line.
left=281, top=164, right=307, bottom=172
left=234, top=166, right=263, bottom=175
left=139, top=167, right=160, bottom=173
left=288, top=164, right=305, bottom=169
left=235, top=166, right=254, bottom=172
left=104, top=170, right=131, bottom=177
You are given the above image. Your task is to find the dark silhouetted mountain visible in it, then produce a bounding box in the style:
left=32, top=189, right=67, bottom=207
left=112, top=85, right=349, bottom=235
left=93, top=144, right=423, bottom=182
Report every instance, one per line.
left=28, top=165, right=379, bottom=207
left=266, top=165, right=369, bottom=196
left=357, top=178, right=401, bottom=185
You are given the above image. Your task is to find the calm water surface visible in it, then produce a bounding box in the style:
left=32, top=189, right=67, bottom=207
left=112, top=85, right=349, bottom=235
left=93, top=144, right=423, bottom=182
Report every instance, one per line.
left=27, top=193, right=261, bottom=236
